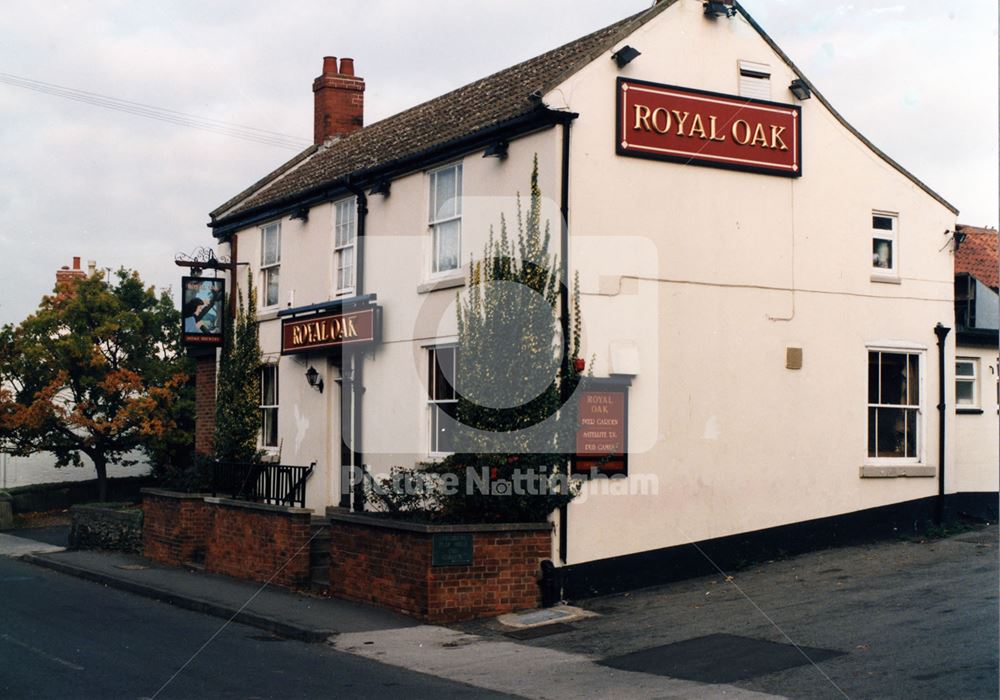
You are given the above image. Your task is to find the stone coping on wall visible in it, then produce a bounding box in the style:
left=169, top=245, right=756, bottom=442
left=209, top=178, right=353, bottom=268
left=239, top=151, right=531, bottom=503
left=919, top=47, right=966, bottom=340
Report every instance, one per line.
left=140, top=488, right=210, bottom=500
left=205, top=497, right=313, bottom=516
left=323, top=508, right=553, bottom=534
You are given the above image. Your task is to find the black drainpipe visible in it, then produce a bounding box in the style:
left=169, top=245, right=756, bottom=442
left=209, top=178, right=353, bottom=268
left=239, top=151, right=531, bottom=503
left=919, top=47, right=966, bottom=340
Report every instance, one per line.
left=558, top=118, right=571, bottom=565
left=934, top=322, right=950, bottom=524
left=344, top=182, right=368, bottom=512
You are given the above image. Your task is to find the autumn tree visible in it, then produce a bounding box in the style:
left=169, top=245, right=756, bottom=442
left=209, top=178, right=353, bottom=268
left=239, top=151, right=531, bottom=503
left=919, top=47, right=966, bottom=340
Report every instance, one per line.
left=0, top=269, right=190, bottom=501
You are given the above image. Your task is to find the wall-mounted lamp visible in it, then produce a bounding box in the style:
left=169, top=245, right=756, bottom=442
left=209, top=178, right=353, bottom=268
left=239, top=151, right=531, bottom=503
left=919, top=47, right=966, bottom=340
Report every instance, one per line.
left=290, top=207, right=310, bottom=222
left=369, top=179, right=391, bottom=196
left=611, top=45, right=641, bottom=69
left=305, top=366, right=324, bottom=393
left=789, top=79, right=812, bottom=100
left=704, top=1, right=736, bottom=18
left=483, top=141, right=508, bottom=159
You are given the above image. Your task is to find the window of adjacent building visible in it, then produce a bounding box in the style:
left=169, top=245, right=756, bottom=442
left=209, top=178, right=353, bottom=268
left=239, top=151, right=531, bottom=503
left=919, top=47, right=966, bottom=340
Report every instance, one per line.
left=868, top=349, right=921, bottom=461
left=334, top=197, right=357, bottom=295
left=872, top=213, right=897, bottom=274
left=260, top=364, right=279, bottom=448
left=956, top=358, right=979, bottom=408
left=261, top=222, right=281, bottom=307
left=429, top=163, right=462, bottom=275
left=738, top=60, right=771, bottom=100
left=428, top=345, right=458, bottom=454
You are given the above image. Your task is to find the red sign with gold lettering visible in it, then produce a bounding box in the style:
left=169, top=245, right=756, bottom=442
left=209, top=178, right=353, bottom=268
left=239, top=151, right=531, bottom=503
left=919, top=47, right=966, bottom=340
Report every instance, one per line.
left=574, top=389, right=628, bottom=476
left=281, top=307, right=376, bottom=355
left=616, top=77, right=801, bottom=177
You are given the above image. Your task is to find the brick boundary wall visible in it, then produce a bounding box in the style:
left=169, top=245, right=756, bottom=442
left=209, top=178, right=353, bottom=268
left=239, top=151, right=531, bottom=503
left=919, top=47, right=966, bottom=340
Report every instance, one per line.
left=141, top=489, right=211, bottom=566
left=203, top=498, right=312, bottom=588
left=326, top=510, right=552, bottom=623
left=141, top=490, right=312, bottom=589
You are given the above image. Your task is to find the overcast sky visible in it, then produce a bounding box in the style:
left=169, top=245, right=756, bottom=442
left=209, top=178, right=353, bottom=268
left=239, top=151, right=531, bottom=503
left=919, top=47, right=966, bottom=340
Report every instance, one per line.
left=1, top=0, right=996, bottom=326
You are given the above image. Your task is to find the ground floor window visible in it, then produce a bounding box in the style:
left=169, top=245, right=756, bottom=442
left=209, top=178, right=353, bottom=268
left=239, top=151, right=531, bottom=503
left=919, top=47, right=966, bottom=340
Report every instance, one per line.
left=428, top=346, right=457, bottom=455
left=260, top=364, right=279, bottom=448
left=868, top=349, right=921, bottom=460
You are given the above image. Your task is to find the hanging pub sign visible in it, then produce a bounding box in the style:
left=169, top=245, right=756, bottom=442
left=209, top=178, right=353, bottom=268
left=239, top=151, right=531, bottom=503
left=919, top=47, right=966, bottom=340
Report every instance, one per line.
left=616, top=77, right=801, bottom=177
left=572, top=380, right=629, bottom=477
left=281, top=306, right=378, bottom=355
left=181, top=276, right=225, bottom=347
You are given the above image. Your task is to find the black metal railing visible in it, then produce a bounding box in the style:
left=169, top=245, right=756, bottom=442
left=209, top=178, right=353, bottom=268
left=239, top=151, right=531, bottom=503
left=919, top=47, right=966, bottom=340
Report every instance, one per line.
left=212, top=462, right=314, bottom=508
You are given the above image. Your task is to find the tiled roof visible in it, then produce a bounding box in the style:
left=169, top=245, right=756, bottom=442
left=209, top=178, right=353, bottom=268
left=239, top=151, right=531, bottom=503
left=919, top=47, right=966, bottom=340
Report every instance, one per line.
left=211, top=3, right=670, bottom=224
left=956, top=224, right=999, bottom=289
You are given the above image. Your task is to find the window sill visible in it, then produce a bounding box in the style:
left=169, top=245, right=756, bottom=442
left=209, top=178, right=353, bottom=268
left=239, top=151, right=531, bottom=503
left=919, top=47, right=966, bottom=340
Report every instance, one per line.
left=956, top=407, right=984, bottom=415
left=257, top=309, right=280, bottom=321
left=870, top=273, right=901, bottom=285
left=417, top=274, right=465, bottom=294
left=859, top=465, right=936, bottom=478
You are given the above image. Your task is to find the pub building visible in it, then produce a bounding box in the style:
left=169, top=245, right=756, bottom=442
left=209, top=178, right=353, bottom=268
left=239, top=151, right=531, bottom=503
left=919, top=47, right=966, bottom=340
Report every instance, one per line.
left=204, top=0, right=996, bottom=594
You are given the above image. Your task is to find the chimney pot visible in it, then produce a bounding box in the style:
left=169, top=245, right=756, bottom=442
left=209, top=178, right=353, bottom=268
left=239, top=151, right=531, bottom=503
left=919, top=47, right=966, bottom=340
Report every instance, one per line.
left=339, top=58, right=355, bottom=76
left=73, top=256, right=81, bottom=270
left=322, top=56, right=338, bottom=75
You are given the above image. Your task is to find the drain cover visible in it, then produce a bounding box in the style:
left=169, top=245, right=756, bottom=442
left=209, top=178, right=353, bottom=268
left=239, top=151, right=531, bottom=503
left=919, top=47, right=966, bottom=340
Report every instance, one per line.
left=505, top=608, right=574, bottom=626
left=114, top=564, right=148, bottom=571
left=600, top=633, right=844, bottom=683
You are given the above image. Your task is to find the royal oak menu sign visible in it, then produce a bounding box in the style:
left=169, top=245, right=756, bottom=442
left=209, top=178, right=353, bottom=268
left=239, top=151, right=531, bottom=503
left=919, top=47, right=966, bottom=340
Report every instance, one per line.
left=573, top=388, right=628, bottom=477
left=616, top=77, right=801, bottom=177
left=281, top=307, right=377, bottom=355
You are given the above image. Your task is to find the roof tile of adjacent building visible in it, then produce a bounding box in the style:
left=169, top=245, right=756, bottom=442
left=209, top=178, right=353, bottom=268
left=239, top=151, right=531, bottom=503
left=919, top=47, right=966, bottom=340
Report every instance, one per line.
left=955, top=224, right=999, bottom=290
left=210, top=0, right=957, bottom=231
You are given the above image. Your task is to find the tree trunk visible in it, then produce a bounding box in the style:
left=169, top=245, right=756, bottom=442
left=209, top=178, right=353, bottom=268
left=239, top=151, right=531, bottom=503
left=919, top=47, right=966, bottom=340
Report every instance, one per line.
left=94, top=456, right=108, bottom=502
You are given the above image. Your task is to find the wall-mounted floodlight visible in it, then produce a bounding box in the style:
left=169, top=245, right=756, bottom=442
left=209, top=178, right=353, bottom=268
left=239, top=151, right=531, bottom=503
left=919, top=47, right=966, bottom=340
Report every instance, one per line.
left=704, top=1, right=736, bottom=18
left=789, top=79, right=812, bottom=100
left=368, top=180, right=391, bottom=196
left=483, top=141, right=509, bottom=159
left=611, top=45, right=641, bottom=69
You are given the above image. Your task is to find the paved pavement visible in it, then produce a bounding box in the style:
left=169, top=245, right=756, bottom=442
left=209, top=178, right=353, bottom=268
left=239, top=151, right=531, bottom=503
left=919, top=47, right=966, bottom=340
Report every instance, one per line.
left=5, top=521, right=997, bottom=698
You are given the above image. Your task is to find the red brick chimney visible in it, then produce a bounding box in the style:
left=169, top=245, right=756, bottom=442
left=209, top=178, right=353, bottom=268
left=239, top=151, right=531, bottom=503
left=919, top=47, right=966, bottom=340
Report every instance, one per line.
left=313, top=56, right=365, bottom=145
left=55, top=256, right=87, bottom=288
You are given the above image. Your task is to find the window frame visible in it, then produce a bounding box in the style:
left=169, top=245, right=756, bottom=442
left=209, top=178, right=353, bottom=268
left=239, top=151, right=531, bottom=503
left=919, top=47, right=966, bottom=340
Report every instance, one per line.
left=260, top=222, right=281, bottom=308
left=334, top=196, right=357, bottom=296
left=955, top=357, right=980, bottom=409
left=866, top=346, right=925, bottom=465
left=427, top=344, right=458, bottom=456
left=428, top=162, right=463, bottom=277
left=871, top=211, right=898, bottom=277
left=260, top=363, right=279, bottom=449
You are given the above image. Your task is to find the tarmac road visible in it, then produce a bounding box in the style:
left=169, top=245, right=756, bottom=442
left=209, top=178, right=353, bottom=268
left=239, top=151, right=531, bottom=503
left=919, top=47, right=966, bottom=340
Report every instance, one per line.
left=0, top=556, right=513, bottom=700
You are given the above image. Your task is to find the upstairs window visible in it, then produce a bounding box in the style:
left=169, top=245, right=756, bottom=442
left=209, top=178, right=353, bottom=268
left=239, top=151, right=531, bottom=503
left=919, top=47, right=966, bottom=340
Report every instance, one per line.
left=738, top=60, right=771, bottom=100
left=260, top=364, right=279, bottom=448
left=868, top=349, right=921, bottom=461
left=956, top=358, right=979, bottom=408
left=261, top=222, right=281, bottom=307
left=872, top=213, right=897, bottom=274
left=428, top=346, right=458, bottom=454
left=429, top=163, right=462, bottom=275
left=334, top=197, right=357, bottom=295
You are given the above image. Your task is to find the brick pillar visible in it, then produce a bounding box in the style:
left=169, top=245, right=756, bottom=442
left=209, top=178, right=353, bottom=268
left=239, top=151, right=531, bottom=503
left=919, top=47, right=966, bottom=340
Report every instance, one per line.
left=194, top=354, right=217, bottom=456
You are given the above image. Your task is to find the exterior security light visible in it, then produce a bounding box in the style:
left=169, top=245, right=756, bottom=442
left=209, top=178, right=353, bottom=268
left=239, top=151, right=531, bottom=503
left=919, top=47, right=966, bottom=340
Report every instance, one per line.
left=368, top=180, right=391, bottom=196
left=611, top=45, right=641, bottom=69
left=704, top=1, right=736, bottom=18
left=483, top=141, right=509, bottom=159
left=789, top=79, right=812, bottom=100
left=305, top=366, right=324, bottom=393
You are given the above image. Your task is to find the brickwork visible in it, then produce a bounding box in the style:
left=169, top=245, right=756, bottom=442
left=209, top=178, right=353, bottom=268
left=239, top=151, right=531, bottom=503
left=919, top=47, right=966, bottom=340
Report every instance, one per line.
left=312, top=56, right=364, bottom=144
left=142, top=490, right=312, bottom=589
left=328, top=517, right=551, bottom=623
left=141, top=489, right=210, bottom=566
left=203, top=500, right=311, bottom=588
left=194, top=355, right=217, bottom=456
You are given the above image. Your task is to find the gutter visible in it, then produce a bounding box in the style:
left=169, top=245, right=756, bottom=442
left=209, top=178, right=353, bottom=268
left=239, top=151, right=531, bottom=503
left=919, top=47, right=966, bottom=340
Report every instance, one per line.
left=934, top=322, right=950, bottom=524
left=343, top=181, right=369, bottom=512
left=210, top=107, right=578, bottom=239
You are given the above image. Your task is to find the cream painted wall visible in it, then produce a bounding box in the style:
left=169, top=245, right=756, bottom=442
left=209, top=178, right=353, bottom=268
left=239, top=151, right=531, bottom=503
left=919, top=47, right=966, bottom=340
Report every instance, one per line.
left=547, top=0, right=960, bottom=563
left=954, top=346, right=999, bottom=493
